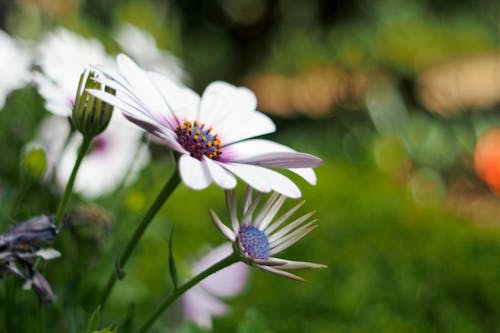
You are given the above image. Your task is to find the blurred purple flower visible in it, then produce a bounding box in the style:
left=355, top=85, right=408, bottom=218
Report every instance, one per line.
left=182, top=244, right=248, bottom=329
left=0, top=215, right=60, bottom=302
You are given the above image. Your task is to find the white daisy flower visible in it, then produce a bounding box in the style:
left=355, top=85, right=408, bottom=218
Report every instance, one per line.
left=35, top=114, right=150, bottom=198
left=0, top=30, right=31, bottom=109
left=33, top=28, right=113, bottom=117
left=182, top=244, right=248, bottom=329
left=88, top=54, right=322, bottom=198
left=115, top=23, right=185, bottom=82
left=210, top=187, right=326, bottom=281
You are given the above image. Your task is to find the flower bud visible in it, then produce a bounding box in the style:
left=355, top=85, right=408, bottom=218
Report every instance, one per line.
left=21, top=147, right=47, bottom=179
left=72, top=69, right=114, bottom=138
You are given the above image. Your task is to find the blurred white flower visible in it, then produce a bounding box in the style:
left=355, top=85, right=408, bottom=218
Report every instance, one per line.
left=115, top=23, right=185, bottom=82
left=89, top=54, right=322, bottom=198
left=35, top=114, right=150, bottom=198
left=33, top=28, right=113, bottom=117
left=182, top=244, right=248, bottom=329
left=211, top=187, right=326, bottom=281
left=0, top=30, right=31, bottom=109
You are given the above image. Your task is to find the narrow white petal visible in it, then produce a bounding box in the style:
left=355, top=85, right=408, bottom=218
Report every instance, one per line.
left=225, top=189, right=240, bottom=232
left=243, top=186, right=253, bottom=214
left=264, top=200, right=305, bottom=234
left=253, top=192, right=280, bottom=228
left=273, top=259, right=327, bottom=270
left=179, top=154, right=212, bottom=190
left=258, top=265, right=304, bottom=281
left=270, top=225, right=317, bottom=255
left=241, top=192, right=263, bottom=225
left=258, top=195, right=287, bottom=231
left=203, top=158, right=237, bottom=189
left=268, top=211, right=316, bottom=243
left=209, top=209, right=235, bottom=241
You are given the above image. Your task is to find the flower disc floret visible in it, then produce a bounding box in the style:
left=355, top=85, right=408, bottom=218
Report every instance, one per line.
left=175, top=120, right=222, bottom=160
left=239, top=225, right=270, bottom=260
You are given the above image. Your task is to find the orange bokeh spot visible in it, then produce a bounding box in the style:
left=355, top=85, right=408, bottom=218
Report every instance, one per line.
left=474, top=128, right=500, bottom=194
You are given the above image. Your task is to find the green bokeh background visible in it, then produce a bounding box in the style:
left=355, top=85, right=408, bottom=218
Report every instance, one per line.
left=1, top=0, right=500, bottom=332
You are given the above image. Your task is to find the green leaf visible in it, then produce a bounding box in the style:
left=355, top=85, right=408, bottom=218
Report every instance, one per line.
left=168, top=228, right=178, bottom=289
left=86, top=305, right=101, bottom=333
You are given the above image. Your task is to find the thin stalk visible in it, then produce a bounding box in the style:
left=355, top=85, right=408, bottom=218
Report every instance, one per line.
left=138, top=252, right=240, bottom=333
left=99, top=169, right=181, bottom=307
left=53, top=135, right=92, bottom=227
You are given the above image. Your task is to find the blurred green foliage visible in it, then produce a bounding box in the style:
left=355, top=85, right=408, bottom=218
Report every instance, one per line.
left=1, top=0, right=500, bottom=332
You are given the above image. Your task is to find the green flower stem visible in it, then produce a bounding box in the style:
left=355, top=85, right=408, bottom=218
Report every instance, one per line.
left=53, top=135, right=92, bottom=227
left=138, top=251, right=241, bottom=333
left=99, top=169, right=181, bottom=307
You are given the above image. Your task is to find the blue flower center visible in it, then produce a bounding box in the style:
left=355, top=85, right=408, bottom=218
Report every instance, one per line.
left=239, top=225, right=270, bottom=260
left=176, top=120, right=222, bottom=160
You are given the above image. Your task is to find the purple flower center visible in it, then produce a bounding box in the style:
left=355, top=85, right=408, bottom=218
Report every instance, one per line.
left=239, top=225, right=270, bottom=260
left=175, top=120, right=222, bottom=160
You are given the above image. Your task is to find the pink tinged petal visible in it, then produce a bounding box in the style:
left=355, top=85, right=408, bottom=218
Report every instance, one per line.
left=225, top=189, right=240, bottom=232
left=179, top=154, right=212, bottom=190
left=258, top=265, right=305, bottom=281
left=252, top=257, right=288, bottom=267
left=237, top=152, right=323, bottom=169
left=209, top=209, right=235, bottom=241
left=147, top=126, right=187, bottom=154
left=203, top=158, right=237, bottom=189
left=268, top=211, right=316, bottom=243
left=257, top=195, right=287, bottom=231
left=198, top=81, right=257, bottom=127
left=264, top=200, right=306, bottom=234
left=116, top=54, right=177, bottom=129
left=148, top=72, right=201, bottom=121
left=224, top=139, right=320, bottom=183
left=182, top=285, right=228, bottom=329
left=198, top=245, right=248, bottom=296
left=270, top=224, right=317, bottom=256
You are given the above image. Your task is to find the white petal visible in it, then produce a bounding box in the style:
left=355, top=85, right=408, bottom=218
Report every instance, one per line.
left=272, top=259, right=327, bottom=270
left=264, top=200, right=305, bottom=234
left=221, top=163, right=272, bottom=193
left=148, top=72, right=200, bottom=121
left=236, top=151, right=322, bottom=169
left=116, top=54, right=177, bottom=129
left=223, top=162, right=301, bottom=198
left=199, top=81, right=257, bottom=126
left=178, top=154, right=212, bottom=190
left=258, top=265, right=304, bottom=281
left=203, top=158, right=237, bottom=189
left=224, top=139, right=319, bottom=184
left=209, top=210, right=236, bottom=241
left=218, top=111, right=276, bottom=145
